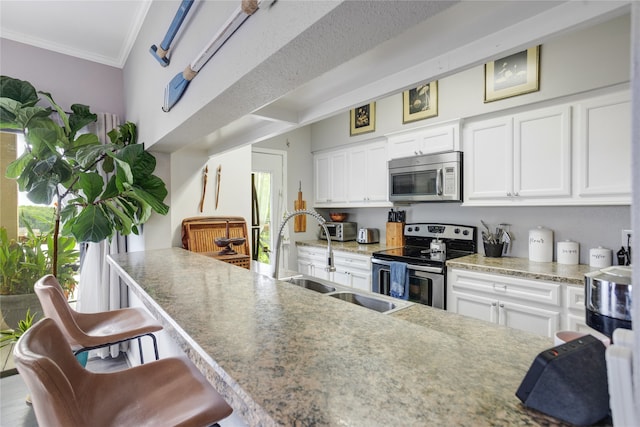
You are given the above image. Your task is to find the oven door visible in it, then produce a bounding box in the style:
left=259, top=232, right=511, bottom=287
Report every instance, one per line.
left=371, top=259, right=446, bottom=309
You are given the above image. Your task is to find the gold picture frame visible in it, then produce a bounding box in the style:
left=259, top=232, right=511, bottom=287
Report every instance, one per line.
left=403, top=81, right=438, bottom=123
left=485, top=46, right=540, bottom=102
left=350, top=102, right=376, bottom=136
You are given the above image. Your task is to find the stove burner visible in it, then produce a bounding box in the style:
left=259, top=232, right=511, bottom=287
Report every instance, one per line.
left=372, top=223, right=477, bottom=266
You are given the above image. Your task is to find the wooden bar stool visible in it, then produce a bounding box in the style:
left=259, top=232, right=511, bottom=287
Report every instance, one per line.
left=14, top=318, right=233, bottom=427
left=34, top=274, right=162, bottom=364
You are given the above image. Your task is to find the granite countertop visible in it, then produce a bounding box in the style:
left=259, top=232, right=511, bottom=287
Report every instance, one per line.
left=296, top=239, right=390, bottom=255
left=447, top=254, right=602, bottom=286
left=108, top=248, right=567, bottom=427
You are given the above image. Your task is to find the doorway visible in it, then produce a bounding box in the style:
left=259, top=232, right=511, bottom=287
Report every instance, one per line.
left=251, top=149, right=286, bottom=268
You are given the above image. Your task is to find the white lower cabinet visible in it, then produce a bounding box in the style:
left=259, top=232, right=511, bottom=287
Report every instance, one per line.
left=332, top=252, right=372, bottom=292
left=564, top=285, right=609, bottom=340
left=297, top=246, right=371, bottom=292
left=448, top=269, right=561, bottom=338
left=296, top=246, right=331, bottom=280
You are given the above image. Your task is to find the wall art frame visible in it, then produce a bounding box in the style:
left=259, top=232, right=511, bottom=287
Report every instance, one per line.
left=402, top=81, right=438, bottom=123
left=350, top=102, right=376, bottom=136
left=484, top=46, right=540, bottom=103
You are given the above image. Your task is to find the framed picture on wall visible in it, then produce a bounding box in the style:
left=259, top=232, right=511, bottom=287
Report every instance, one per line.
left=350, top=102, right=376, bottom=136
left=402, top=81, right=438, bottom=123
left=485, top=46, right=540, bottom=102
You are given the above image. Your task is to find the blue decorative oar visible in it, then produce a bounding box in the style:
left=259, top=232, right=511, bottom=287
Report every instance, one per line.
left=150, top=0, right=195, bottom=67
left=162, top=0, right=262, bottom=112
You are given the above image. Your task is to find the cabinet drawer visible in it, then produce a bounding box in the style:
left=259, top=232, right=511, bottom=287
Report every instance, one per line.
left=333, top=252, right=370, bottom=271
left=566, top=285, right=586, bottom=312
left=298, top=246, right=326, bottom=260
left=451, top=269, right=561, bottom=307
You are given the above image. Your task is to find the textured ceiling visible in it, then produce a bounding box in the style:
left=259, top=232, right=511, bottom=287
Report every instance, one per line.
left=0, top=0, right=150, bottom=68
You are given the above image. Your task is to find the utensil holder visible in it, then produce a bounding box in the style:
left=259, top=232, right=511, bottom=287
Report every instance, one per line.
left=484, top=242, right=504, bottom=258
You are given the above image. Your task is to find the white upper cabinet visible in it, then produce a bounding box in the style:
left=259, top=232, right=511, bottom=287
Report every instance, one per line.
left=314, top=139, right=391, bottom=207
left=513, top=105, right=572, bottom=198
left=463, top=90, right=630, bottom=206
left=387, top=120, right=461, bottom=160
left=465, top=105, right=571, bottom=204
left=463, top=116, right=514, bottom=201
left=575, top=91, right=631, bottom=203
left=314, top=150, right=347, bottom=205
left=348, top=140, right=389, bottom=204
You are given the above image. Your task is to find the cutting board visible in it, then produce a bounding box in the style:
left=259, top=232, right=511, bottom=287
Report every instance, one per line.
left=294, top=186, right=306, bottom=232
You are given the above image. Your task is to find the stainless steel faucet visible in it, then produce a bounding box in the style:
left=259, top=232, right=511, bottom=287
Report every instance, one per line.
left=273, top=209, right=335, bottom=279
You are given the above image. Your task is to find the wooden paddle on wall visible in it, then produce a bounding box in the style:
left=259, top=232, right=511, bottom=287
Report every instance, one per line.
left=294, top=181, right=306, bottom=232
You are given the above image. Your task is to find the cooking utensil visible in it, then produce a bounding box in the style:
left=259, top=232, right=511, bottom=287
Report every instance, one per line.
left=199, top=165, right=208, bottom=213
left=215, top=165, right=221, bottom=210
left=294, top=181, right=306, bottom=232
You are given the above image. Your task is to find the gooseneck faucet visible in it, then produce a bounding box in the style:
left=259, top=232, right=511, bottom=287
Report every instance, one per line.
left=273, top=209, right=335, bottom=279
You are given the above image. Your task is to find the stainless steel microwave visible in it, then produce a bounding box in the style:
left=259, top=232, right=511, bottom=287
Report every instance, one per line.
left=388, top=151, right=462, bottom=202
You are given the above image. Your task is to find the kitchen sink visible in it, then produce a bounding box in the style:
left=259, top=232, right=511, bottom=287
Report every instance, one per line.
left=287, top=277, right=336, bottom=294
left=328, top=291, right=397, bottom=313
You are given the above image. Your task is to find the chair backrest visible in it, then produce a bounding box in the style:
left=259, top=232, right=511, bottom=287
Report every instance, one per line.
left=181, top=216, right=250, bottom=255
left=34, top=275, right=87, bottom=348
left=13, top=317, right=87, bottom=426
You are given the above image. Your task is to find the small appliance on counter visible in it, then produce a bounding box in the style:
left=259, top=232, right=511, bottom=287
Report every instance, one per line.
left=357, top=228, right=379, bottom=244
left=585, top=265, right=632, bottom=337
left=319, top=221, right=357, bottom=242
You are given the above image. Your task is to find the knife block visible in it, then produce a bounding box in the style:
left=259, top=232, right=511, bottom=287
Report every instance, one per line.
left=386, top=222, right=405, bottom=248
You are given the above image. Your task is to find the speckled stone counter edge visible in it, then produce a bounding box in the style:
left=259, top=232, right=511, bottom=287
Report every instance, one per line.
left=108, top=255, right=278, bottom=427
left=447, top=254, right=602, bottom=286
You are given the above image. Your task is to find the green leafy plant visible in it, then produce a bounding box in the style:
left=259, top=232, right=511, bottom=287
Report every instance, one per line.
left=0, top=76, right=169, bottom=276
left=0, top=308, right=36, bottom=349
left=0, top=224, right=78, bottom=295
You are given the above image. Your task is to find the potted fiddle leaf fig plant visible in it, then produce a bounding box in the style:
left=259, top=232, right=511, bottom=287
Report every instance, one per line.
left=0, top=75, right=169, bottom=276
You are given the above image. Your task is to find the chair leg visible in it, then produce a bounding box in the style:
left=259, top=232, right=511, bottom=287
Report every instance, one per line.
left=138, top=337, right=145, bottom=364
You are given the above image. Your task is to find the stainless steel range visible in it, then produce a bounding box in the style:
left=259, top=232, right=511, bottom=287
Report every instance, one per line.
left=371, top=223, right=477, bottom=310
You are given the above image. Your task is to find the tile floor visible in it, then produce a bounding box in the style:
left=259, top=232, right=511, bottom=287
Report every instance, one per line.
left=1, top=354, right=247, bottom=427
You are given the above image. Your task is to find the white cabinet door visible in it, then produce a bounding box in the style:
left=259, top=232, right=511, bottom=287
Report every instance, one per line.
left=463, top=117, right=513, bottom=201
left=329, top=150, right=348, bottom=204
left=314, top=154, right=330, bottom=204
left=575, top=91, right=631, bottom=202
left=448, top=269, right=561, bottom=337
left=450, top=291, right=496, bottom=323
left=513, top=105, right=571, bottom=198
left=364, top=141, right=389, bottom=202
left=387, top=121, right=460, bottom=160
left=314, top=150, right=348, bottom=205
left=297, top=247, right=330, bottom=280
left=348, top=140, right=388, bottom=204
left=388, top=131, right=419, bottom=159
left=332, top=251, right=372, bottom=292
left=416, top=124, right=457, bottom=155
left=500, top=300, right=560, bottom=338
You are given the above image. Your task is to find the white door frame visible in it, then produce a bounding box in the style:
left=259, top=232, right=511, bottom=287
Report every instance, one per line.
left=252, top=148, right=287, bottom=269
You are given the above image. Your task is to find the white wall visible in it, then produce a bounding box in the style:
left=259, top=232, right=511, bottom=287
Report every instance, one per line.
left=0, top=39, right=125, bottom=118
left=324, top=205, right=630, bottom=266
left=254, top=126, right=315, bottom=269
left=304, top=14, right=632, bottom=266
left=310, top=14, right=631, bottom=151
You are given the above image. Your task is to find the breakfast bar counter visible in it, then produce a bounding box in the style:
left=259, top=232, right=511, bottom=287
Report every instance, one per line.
left=109, top=248, right=561, bottom=426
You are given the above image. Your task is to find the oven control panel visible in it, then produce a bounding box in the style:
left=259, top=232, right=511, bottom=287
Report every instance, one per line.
left=404, top=223, right=475, bottom=241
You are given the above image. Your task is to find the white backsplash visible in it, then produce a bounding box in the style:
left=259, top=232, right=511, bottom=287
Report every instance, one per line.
left=317, top=205, right=631, bottom=265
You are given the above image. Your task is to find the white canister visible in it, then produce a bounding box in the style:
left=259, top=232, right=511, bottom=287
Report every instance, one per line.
left=557, top=240, right=579, bottom=265
left=529, top=226, right=553, bottom=262
left=589, top=247, right=612, bottom=268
